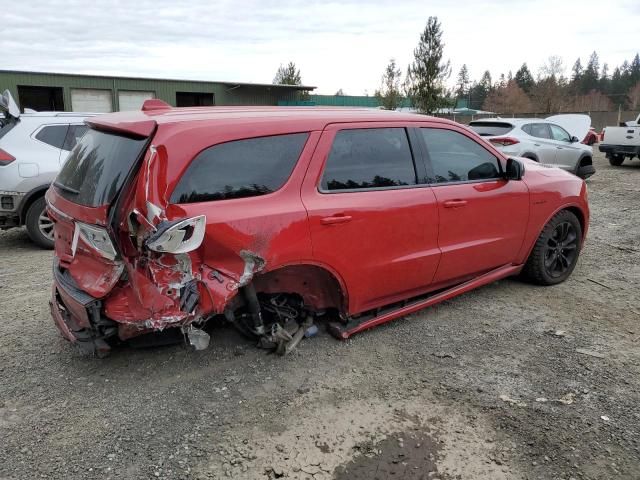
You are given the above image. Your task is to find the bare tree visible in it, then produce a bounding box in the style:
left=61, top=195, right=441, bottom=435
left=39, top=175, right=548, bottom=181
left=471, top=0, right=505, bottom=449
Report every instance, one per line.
left=482, top=80, right=532, bottom=114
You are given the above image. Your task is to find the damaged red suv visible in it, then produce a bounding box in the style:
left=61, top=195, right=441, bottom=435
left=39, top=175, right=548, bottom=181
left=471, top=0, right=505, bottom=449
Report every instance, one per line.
left=46, top=103, right=589, bottom=356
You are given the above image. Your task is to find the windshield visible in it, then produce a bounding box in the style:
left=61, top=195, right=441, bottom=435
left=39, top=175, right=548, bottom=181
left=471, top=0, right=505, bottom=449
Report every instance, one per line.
left=468, top=122, right=514, bottom=137
left=54, top=128, right=147, bottom=207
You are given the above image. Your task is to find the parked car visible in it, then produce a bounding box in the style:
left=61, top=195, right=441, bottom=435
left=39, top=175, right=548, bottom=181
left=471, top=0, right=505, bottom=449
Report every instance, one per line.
left=46, top=102, right=589, bottom=356
left=598, top=113, right=640, bottom=166
left=468, top=114, right=595, bottom=179
left=582, top=127, right=599, bottom=146
left=0, top=90, right=93, bottom=247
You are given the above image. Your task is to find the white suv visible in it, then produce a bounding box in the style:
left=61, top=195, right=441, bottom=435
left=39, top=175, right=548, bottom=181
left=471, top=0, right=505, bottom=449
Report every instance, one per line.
left=468, top=115, right=595, bottom=179
left=0, top=91, right=94, bottom=247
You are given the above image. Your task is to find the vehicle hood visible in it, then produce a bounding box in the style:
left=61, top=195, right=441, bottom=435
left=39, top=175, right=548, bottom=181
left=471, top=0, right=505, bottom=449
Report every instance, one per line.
left=0, top=89, right=20, bottom=119
left=514, top=156, right=573, bottom=178
left=546, top=114, right=590, bottom=140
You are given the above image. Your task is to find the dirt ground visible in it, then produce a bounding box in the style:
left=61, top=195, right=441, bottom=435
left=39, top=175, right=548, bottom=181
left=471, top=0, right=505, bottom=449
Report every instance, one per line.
left=1, top=151, right=639, bottom=480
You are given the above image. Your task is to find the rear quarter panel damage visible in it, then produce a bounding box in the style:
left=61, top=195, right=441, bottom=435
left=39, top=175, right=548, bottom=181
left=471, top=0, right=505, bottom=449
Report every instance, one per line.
left=104, top=127, right=323, bottom=336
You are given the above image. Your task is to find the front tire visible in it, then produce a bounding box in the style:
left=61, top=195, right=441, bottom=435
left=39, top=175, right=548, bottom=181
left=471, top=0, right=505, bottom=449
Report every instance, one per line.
left=522, top=210, right=582, bottom=286
left=608, top=154, right=624, bottom=166
left=25, top=197, right=55, bottom=249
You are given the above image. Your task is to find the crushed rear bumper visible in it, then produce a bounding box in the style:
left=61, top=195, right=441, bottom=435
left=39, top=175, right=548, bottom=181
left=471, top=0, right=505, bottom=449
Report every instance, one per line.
left=50, top=261, right=117, bottom=356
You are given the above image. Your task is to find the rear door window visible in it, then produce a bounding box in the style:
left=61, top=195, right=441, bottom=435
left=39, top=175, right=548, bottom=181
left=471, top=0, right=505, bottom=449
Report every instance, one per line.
left=468, top=122, right=514, bottom=136
left=171, top=133, right=309, bottom=204
left=421, top=128, right=501, bottom=183
left=55, top=128, right=148, bottom=206
left=524, top=123, right=552, bottom=139
left=35, top=125, right=69, bottom=149
left=321, top=128, right=417, bottom=191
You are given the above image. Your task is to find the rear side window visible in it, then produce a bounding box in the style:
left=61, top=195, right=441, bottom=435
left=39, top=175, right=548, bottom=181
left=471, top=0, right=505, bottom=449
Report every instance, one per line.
left=421, top=128, right=501, bottom=183
left=171, top=133, right=309, bottom=204
left=35, top=125, right=68, bottom=149
left=55, top=129, right=147, bottom=206
left=523, top=123, right=551, bottom=139
left=468, top=122, right=514, bottom=136
left=62, top=125, right=89, bottom=151
left=321, top=128, right=416, bottom=191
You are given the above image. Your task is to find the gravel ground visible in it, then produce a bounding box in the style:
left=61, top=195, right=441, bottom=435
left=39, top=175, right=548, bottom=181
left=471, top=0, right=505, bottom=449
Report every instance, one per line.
left=1, top=151, right=639, bottom=480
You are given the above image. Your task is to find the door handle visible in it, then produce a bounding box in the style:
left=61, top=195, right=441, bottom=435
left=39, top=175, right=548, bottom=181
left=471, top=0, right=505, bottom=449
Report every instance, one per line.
left=320, top=214, right=353, bottom=225
left=534, top=143, right=541, bottom=146
left=443, top=200, right=467, bottom=208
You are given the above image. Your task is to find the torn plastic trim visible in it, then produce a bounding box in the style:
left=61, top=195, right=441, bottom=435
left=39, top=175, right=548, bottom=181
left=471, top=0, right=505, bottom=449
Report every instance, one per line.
left=146, top=215, right=206, bottom=254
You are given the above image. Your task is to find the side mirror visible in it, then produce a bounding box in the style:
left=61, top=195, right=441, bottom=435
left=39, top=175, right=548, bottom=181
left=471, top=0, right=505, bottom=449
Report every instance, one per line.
left=505, top=158, right=524, bottom=180
left=570, top=136, right=579, bottom=143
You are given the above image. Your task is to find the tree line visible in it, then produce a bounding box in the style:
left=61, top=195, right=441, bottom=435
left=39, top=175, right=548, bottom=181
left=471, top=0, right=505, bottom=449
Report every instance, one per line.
left=273, top=17, right=640, bottom=114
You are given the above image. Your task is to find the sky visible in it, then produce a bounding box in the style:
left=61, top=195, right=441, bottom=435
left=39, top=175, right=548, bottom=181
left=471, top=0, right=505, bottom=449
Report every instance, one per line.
left=2, top=0, right=639, bottom=95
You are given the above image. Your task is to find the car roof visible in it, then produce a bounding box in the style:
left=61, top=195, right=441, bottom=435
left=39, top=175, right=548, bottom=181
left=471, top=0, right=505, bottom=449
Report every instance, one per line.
left=21, top=111, right=97, bottom=118
left=470, top=117, right=550, bottom=126
left=88, top=106, right=457, bottom=137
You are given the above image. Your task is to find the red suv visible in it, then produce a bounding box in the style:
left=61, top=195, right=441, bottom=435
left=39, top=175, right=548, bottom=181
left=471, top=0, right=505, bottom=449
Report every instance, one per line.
left=46, top=104, right=589, bottom=356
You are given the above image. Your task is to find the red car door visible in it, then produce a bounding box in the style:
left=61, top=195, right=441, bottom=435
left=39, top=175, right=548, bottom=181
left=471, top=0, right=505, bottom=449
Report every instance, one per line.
left=417, top=125, right=529, bottom=284
left=301, top=124, right=441, bottom=315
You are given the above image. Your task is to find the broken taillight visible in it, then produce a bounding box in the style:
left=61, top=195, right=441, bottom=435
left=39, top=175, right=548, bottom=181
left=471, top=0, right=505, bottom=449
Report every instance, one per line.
left=489, top=137, right=520, bottom=147
left=0, top=148, right=15, bottom=166
left=146, top=215, right=206, bottom=254
left=72, top=222, right=118, bottom=261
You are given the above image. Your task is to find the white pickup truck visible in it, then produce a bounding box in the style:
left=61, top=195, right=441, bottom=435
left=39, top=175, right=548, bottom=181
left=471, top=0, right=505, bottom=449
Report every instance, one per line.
left=599, top=113, right=640, bottom=166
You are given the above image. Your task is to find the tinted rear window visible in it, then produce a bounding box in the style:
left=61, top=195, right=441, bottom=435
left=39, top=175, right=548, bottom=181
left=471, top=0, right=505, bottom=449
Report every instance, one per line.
left=55, top=129, right=147, bottom=207
left=35, top=125, right=68, bottom=149
left=171, top=133, right=308, bottom=204
left=321, top=128, right=417, bottom=191
left=468, top=122, right=514, bottom=136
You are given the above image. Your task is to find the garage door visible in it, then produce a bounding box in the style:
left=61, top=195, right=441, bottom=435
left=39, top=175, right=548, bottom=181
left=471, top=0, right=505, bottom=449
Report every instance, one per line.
left=71, top=89, right=112, bottom=113
left=118, top=90, right=155, bottom=111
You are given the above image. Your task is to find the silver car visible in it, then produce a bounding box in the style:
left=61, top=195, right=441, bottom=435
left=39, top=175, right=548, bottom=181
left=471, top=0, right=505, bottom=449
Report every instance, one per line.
left=468, top=115, right=595, bottom=179
left=0, top=91, right=93, bottom=247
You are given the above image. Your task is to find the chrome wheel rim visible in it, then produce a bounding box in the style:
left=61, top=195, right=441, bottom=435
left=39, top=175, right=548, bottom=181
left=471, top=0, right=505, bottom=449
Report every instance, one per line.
left=38, top=211, right=55, bottom=241
left=544, top=221, right=578, bottom=278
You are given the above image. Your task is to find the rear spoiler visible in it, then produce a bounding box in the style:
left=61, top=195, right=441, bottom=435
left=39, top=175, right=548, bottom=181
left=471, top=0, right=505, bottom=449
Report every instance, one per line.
left=86, top=118, right=157, bottom=138
left=0, top=90, right=20, bottom=119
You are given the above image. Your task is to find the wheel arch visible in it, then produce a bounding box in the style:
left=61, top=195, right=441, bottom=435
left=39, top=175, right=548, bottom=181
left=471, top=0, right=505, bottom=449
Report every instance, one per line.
left=18, top=184, right=50, bottom=224
left=250, top=262, right=348, bottom=314
left=521, top=152, right=539, bottom=162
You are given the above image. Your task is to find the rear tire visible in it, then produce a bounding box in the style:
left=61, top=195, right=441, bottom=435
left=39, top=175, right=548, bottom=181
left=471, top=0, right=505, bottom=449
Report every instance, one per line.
left=522, top=210, right=582, bottom=286
left=608, top=154, right=624, bottom=166
left=25, top=197, right=55, bottom=249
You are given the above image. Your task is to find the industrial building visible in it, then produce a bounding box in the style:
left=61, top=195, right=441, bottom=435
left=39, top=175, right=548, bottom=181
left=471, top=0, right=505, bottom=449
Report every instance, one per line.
left=0, top=70, right=316, bottom=113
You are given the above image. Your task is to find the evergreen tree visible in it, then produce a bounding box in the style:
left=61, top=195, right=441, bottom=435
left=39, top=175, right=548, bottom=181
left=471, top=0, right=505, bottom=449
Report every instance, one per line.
left=273, top=62, right=302, bottom=85
left=405, top=16, right=451, bottom=113
left=514, top=63, right=534, bottom=93
left=455, top=64, right=470, bottom=97
left=581, top=51, right=600, bottom=93
left=375, top=59, right=403, bottom=110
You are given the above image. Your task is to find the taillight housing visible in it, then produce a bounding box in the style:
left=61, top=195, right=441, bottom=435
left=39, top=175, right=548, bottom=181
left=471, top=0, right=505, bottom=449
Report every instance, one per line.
left=72, top=222, right=118, bottom=261
left=146, top=215, right=206, bottom=254
left=489, top=137, right=520, bottom=147
left=0, top=148, right=15, bottom=166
